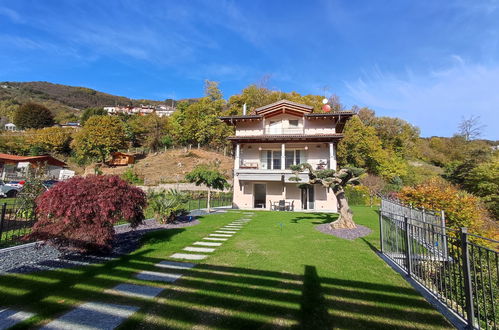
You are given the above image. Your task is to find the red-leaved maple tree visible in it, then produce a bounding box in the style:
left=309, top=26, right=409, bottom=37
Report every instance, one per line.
left=28, top=175, right=147, bottom=252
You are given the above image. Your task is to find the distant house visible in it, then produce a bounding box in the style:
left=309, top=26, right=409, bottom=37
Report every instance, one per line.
left=155, top=105, right=176, bottom=117
left=0, top=153, right=74, bottom=181
left=4, top=123, right=17, bottom=131
left=107, top=152, right=135, bottom=166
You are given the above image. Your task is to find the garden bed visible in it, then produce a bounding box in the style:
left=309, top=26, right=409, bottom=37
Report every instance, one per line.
left=0, top=218, right=199, bottom=274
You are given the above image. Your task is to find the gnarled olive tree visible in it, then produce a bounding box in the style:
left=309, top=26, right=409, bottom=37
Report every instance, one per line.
left=290, top=164, right=363, bottom=229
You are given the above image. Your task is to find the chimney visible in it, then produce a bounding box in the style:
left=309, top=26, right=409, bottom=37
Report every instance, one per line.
left=243, top=103, right=247, bottom=116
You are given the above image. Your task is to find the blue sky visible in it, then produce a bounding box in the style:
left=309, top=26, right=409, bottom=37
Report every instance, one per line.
left=1, top=0, right=498, bottom=139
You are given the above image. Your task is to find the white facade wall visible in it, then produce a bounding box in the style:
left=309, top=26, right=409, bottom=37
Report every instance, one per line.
left=230, top=111, right=340, bottom=212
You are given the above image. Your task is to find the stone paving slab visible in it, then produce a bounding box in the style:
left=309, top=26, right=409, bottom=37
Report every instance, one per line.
left=183, top=247, right=215, bottom=253
left=107, top=283, right=164, bottom=299
left=209, top=234, right=232, bottom=237
left=40, top=302, right=139, bottom=330
left=215, top=230, right=237, bottom=234
left=203, top=237, right=228, bottom=241
left=170, top=253, right=207, bottom=260
left=193, top=241, right=222, bottom=246
left=222, top=227, right=240, bottom=230
left=135, top=270, right=183, bottom=282
left=0, top=308, right=35, bottom=330
left=155, top=261, right=196, bottom=270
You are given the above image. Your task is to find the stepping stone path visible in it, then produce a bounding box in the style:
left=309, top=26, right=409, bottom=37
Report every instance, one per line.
left=40, top=302, right=139, bottom=330
left=0, top=308, right=35, bottom=330
left=1, top=212, right=254, bottom=329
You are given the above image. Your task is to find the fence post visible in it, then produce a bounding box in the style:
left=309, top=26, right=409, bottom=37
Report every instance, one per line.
left=404, top=215, right=412, bottom=278
left=379, top=208, right=384, bottom=254
left=460, top=227, right=475, bottom=329
left=0, top=203, right=6, bottom=241
left=441, top=210, right=448, bottom=260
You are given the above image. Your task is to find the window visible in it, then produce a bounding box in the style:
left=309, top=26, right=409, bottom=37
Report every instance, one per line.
left=261, top=149, right=304, bottom=169
left=272, top=150, right=281, bottom=169
left=262, top=150, right=281, bottom=169
left=285, top=149, right=305, bottom=169
left=289, top=120, right=298, bottom=127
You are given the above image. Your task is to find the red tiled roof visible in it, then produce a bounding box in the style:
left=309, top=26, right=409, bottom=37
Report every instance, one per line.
left=0, top=153, right=67, bottom=167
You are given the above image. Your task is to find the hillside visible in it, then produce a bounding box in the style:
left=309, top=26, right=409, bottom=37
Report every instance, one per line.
left=0, top=81, right=179, bottom=123
left=93, top=149, right=234, bottom=186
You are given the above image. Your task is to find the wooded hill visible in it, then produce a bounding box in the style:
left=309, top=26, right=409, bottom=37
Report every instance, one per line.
left=0, top=81, right=178, bottom=123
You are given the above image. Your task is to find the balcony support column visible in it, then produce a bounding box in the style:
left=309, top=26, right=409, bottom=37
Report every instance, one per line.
left=281, top=143, right=285, bottom=170
left=235, top=143, right=240, bottom=170
left=329, top=142, right=337, bottom=170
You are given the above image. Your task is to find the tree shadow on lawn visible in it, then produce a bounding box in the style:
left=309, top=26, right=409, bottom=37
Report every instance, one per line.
left=0, top=241, right=450, bottom=329
left=290, top=213, right=338, bottom=225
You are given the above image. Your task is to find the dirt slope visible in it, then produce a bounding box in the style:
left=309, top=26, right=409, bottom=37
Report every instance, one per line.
left=97, top=149, right=233, bottom=186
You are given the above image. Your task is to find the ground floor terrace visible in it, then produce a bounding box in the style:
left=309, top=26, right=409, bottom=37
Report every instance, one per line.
left=233, top=178, right=337, bottom=212
left=0, top=207, right=452, bottom=329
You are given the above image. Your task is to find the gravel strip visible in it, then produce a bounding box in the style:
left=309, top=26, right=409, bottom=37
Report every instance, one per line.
left=0, top=218, right=199, bottom=274
left=315, top=223, right=372, bottom=240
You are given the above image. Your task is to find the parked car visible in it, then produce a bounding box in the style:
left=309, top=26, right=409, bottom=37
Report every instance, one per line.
left=0, top=180, right=20, bottom=198
left=5, top=180, right=25, bottom=189
left=43, top=180, right=59, bottom=189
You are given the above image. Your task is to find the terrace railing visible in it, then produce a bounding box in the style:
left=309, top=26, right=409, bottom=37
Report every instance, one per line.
left=380, top=198, right=498, bottom=329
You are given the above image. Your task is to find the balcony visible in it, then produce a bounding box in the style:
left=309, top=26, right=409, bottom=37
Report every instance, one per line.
left=235, top=168, right=310, bottom=183
left=263, top=127, right=304, bottom=135
left=238, top=160, right=329, bottom=171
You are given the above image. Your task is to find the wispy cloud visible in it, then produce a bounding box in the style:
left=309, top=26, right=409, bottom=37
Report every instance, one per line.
left=345, top=57, right=499, bottom=139
left=0, top=6, right=23, bottom=23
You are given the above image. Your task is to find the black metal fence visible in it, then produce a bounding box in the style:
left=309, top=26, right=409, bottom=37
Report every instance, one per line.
left=380, top=198, right=498, bottom=329
left=0, top=196, right=233, bottom=248
left=0, top=202, right=37, bottom=248
left=184, top=196, right=232, bottom=211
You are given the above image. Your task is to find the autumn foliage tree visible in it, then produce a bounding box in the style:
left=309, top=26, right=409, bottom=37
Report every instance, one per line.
left=25, top=126, right=74, bottom=154
left=28, top=175, right=147, bottom=252
left=72, top=115, right=127, bottom=163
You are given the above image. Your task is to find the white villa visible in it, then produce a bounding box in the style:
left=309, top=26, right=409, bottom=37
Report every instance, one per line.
left=219, top=100, right=354, bottom=212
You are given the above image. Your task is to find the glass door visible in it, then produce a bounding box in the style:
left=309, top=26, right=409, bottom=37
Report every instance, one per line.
left=254, top=184, right=266, bottom=208
left=301, top=186, right=315, bottom=210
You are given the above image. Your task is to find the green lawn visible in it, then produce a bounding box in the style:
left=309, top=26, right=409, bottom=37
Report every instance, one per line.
left=0, top=207, right=452, bottom=329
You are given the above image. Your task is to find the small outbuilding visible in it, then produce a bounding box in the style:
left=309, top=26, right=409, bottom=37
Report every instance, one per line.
left=0, top=153, right=73, bottom=180
left=107, top=152, right=135, bottom=166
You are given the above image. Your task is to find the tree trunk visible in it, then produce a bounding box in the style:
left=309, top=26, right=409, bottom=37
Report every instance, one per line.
left=330, top=189, right=357, bottom=229
left=207, top=187, right=211, bottom=212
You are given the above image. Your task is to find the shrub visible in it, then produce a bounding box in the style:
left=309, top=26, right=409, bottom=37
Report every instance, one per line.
left=27, top=175, right=146, bottom=252
left=15, top=177, right=47, bottom=219
left=398, top=177, right=493, bottom=237
left=148, top=189, right=188, bottom=223
left=344, top=185, right=371, bottom=206
left=122, top=166, right=143, bottom=185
